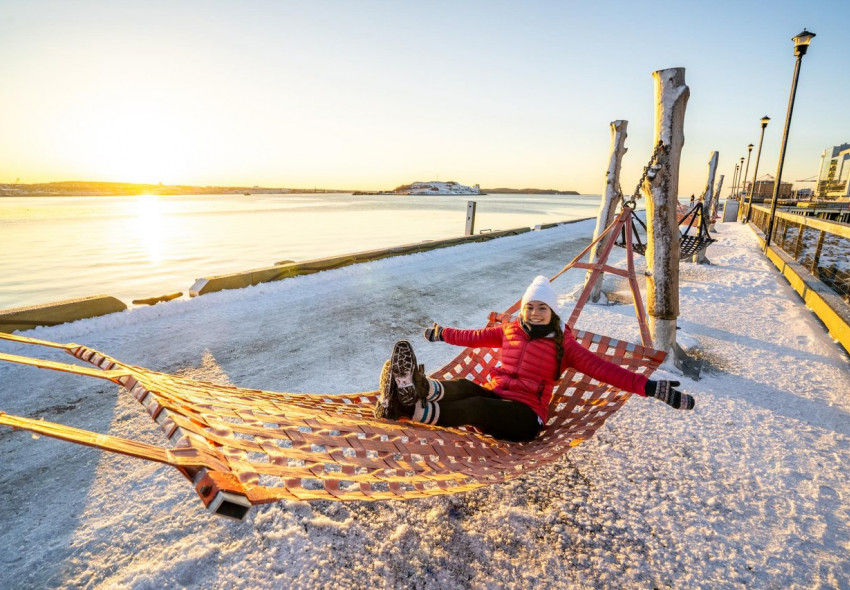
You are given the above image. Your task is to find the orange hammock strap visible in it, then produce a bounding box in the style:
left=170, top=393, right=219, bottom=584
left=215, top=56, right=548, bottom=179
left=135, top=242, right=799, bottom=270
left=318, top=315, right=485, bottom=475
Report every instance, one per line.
left=0, top=351, right=131, bottom=381
left=0, top=411, right=227, bottom=471
left=0, top=329, right=664, bottom=516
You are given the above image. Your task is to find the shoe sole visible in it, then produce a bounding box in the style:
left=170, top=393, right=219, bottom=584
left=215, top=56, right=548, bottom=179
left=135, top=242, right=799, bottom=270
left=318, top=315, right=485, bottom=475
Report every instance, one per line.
left=391, top=340, right=418, bottom=406
left=373, top=360, right=395, bottom=419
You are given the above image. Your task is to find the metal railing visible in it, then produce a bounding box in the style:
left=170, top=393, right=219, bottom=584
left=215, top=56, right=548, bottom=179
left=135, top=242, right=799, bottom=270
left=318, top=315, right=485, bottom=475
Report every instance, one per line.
left=745, top=204, right=850, bottom=302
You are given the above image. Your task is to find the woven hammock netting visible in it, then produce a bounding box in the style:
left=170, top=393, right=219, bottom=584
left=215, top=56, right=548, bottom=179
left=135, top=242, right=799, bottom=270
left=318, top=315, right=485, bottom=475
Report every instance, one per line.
left=617, top=202, right=716, bottom=259
left=0, top=207, right=666, bottom=519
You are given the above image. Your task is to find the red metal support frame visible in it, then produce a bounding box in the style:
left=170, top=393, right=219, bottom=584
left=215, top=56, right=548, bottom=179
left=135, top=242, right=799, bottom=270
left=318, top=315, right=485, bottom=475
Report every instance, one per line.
left=550, top=206, right=652, bottom=347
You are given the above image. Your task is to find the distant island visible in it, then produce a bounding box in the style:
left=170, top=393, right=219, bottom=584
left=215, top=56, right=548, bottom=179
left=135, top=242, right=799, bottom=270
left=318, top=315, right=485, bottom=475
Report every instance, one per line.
left=355, top=180, right=480, bottom=196
left=0, top=181, right=341, bottom=197
left=353, top=181, right=579, bottom=196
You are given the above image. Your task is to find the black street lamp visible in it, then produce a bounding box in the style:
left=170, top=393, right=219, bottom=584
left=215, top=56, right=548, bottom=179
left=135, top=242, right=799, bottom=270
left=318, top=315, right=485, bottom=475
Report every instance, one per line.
left=737, top=146, right=754, bottom=220
left=764, top=29, right=815, bottom=250
left=737, top=157, right=745, bottom=197
left=742, top=145, right=754, bottom=198
left=745, top=116, right=770, bottom=223
left=731, top=163, right=740, bottom=199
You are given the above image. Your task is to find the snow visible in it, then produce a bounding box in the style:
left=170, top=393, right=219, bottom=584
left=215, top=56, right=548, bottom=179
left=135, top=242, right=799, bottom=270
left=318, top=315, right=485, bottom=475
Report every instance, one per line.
left=1, top=219, right=849, bottom=588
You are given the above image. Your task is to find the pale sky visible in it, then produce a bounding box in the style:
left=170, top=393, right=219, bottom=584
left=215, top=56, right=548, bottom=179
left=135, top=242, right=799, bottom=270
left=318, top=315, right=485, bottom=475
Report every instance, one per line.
left=1, top=0, right=847, bottom=196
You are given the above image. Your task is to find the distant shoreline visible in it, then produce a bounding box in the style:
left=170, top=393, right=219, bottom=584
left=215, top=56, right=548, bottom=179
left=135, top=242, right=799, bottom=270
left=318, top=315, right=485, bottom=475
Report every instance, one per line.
left=481, top=188, right=579, bottom=195
left=0, top=181, right=338, bottom=197
left=0, top=190, right=336, bottom=197
left=1, top=181, right=581, bottom=198
left=354, top=188, right=580, bottom=196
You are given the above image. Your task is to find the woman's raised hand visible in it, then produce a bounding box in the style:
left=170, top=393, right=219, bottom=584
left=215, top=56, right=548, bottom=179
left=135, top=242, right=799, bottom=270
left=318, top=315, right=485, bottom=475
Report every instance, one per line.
left=423, top=323, right=444, bottom=342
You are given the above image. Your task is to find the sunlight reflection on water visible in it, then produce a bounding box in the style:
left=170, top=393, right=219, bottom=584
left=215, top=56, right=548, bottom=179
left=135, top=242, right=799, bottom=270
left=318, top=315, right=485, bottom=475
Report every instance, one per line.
left=0, top=192, right=603, bottom=309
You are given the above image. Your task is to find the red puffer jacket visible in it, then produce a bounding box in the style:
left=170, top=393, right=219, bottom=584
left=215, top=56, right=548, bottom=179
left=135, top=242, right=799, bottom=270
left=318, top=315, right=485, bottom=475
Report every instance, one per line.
left=440, top=320, right=648, bottom=422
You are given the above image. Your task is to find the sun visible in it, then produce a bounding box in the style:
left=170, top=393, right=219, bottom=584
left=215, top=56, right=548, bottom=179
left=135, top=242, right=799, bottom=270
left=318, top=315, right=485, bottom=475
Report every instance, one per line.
left=68, top=96, right=203, bottom=185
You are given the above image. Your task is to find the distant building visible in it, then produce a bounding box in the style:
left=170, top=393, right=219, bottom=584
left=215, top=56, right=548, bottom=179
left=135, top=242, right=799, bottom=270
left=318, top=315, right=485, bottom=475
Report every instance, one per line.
left=745, top=175, right=793, bottom=200
left=817, top=143, right=850, bottom=198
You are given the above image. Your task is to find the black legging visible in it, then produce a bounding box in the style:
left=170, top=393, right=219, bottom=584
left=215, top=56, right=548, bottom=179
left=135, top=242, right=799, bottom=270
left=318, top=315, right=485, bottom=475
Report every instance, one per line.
left=434, top=379, right=542, bottom=442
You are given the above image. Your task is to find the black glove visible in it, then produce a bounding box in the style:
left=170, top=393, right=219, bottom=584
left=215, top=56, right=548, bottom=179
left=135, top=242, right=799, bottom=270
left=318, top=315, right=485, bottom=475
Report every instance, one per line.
left=423, top=323, right=444, bottom=342
left=645, top=380, right=694, bottom=410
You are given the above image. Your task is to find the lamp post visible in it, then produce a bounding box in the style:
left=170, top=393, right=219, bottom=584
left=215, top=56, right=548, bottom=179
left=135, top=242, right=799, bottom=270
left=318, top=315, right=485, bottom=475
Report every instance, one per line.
left=745, top=116, right=770, bottom=223
left=731, top=164, right=739, bottom=199
left=742, top=145, right=753, bottom=197
left=764, top=29, right=815, bottom=250
left=737, top=147, right=754, bottom=221
left=737, top=157, right=745, bottom=197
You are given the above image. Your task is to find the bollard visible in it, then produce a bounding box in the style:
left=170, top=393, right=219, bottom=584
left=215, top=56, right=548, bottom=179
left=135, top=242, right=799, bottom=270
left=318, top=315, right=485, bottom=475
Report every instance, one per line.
left=465, top=201, right=476, bottom=236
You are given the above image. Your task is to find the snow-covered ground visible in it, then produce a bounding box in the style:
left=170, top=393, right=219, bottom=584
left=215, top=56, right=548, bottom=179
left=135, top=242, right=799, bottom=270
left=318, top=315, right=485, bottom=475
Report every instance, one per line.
left=1, top=219, right=848, bottom=589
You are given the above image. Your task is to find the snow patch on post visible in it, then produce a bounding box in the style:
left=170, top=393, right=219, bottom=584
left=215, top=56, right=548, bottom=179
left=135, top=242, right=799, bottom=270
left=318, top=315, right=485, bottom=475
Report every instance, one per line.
left=695, top=151, right=719, bottom=263
left=713, top=174, right=725, bottom=226
left=587, top=120, right=629, bottom=303
left=704, top=151, right=719, bottom=223
left=645, top=67, right=689, bottom=354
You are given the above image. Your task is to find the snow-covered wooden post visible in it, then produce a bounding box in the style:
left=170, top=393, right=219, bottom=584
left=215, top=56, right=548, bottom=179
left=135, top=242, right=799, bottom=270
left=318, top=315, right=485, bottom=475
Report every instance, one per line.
left=694, top=151, right=718, bottom=263
left=587, top=120, right=628, bottom=302
left=703, top=151, right=719, bottom=221
left=713, top=174, right=724, bottom=223
left=644, top=68, right=689, bottom=354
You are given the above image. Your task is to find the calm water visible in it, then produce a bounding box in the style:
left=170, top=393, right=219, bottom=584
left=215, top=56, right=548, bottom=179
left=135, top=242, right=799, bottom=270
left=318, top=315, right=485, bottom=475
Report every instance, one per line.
left=0, top=192, right=603, bottom=310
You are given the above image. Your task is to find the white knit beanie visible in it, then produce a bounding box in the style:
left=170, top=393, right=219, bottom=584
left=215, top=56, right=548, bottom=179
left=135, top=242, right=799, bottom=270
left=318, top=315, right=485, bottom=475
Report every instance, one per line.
left=520, top=275, right=559, bottom=313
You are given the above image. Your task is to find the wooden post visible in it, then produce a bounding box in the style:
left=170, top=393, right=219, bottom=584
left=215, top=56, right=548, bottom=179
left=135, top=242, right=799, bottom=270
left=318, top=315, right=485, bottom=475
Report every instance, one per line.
left=465, top=201, right=476, bottom=236
left=695, top=151, right=718, bottom=263
left=714, top=174, right=728, bottom=221
left=644, top=68, right=689, bottom=354
left=714, top=174, right=724, bottom=211
left=705, top=152, right=719, bottom=231
left=587, top=120, right=628, bottom=303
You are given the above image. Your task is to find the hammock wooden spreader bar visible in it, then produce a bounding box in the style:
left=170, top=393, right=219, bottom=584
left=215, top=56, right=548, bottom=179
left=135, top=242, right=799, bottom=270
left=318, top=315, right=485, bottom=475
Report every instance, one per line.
left=0, top=212, right=664, bottom=519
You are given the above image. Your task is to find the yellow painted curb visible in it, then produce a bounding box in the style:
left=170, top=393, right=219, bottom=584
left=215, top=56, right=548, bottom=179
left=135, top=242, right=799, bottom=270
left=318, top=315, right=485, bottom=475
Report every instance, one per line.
left=749, top=224, right=850, bottom=355
left=0, top=295, right=127, bottom=334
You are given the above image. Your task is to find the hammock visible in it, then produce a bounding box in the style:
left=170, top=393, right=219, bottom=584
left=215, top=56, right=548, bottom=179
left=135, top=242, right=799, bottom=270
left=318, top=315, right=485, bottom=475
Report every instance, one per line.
left=0, top=209, right=664, bottom=519
left=611, top=142, right=716, bottom=260
left=616, top=202, right=716, bottom=259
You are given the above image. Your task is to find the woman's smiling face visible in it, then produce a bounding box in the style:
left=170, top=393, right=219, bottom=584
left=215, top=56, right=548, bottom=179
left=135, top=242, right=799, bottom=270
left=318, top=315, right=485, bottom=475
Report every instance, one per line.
left=522, top=301, right=552, bottom=325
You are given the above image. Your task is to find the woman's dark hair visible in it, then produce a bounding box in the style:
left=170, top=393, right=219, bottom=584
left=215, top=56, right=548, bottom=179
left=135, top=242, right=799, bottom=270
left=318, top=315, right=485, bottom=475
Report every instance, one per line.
left=550, top=312, right=564, bottom=380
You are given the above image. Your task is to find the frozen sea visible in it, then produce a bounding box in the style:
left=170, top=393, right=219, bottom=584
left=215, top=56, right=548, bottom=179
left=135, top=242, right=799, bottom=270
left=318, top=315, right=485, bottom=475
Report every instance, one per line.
left=0, top=192, right=602, bottom=310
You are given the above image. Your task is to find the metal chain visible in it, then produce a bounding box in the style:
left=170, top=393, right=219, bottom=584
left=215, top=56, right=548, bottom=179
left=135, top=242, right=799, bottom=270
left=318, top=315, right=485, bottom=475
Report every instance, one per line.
left=622, top=140, right=669, bottom=209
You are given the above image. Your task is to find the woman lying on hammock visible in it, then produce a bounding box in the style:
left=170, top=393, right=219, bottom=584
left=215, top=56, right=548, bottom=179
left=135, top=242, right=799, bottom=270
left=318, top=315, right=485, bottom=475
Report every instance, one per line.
left=374, top=275, right=694, bottom=442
